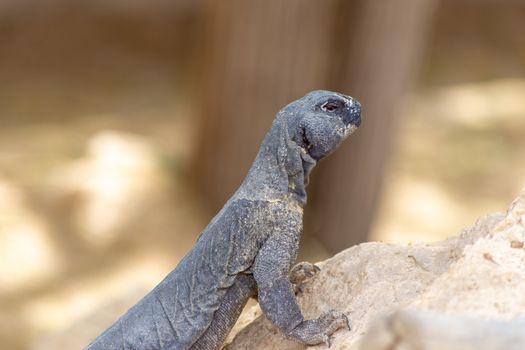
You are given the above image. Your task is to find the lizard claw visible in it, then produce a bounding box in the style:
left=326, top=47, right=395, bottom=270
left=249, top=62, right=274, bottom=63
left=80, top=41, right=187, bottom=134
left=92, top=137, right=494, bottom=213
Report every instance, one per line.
left=342, top=313, right=351, bottom=330
left=306, top=264, right=320, bottom=276
left=323, top=334, right=331, bottom=348
left=286, top=310, right=350, bottom=347
left=294, top=284, right=305, bottom=295
left=290, top=262, right=321, bottom=284
left=290, top=262, right=321, bottom=294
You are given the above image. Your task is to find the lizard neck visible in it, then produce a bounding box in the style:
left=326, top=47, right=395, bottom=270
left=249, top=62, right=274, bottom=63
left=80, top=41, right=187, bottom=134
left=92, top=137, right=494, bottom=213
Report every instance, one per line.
left=240, top=114, right=316, bottom=207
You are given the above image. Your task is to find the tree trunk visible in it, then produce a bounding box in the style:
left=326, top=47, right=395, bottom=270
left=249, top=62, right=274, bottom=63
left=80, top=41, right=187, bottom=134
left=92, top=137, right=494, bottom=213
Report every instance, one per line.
left=192, top=0, right=436, bottom=252
left=192, top=0, right=339, bottom=204
left=306, top=0, right=437, bottom=252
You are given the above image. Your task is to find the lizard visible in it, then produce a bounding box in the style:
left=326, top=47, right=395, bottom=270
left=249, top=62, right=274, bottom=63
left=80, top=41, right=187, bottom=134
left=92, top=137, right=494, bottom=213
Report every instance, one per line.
left=86, top=90, right=362, bottom=350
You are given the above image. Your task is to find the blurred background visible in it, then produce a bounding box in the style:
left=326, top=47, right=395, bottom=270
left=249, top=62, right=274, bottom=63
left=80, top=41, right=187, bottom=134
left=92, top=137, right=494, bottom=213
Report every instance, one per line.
left=0, top=0, right=524, bottom=348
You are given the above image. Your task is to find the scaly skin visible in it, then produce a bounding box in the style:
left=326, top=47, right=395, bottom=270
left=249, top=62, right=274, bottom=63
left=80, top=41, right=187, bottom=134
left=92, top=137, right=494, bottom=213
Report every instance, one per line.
left=86, top=90, right=361, bottom=350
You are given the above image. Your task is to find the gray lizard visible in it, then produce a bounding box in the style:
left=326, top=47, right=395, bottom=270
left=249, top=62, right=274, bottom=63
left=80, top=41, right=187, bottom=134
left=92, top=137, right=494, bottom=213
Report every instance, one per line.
left=86, top=90, right=362, bottom=349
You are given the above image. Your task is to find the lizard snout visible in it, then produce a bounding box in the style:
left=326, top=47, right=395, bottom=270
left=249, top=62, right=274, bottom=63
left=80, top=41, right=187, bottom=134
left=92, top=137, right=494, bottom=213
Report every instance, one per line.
left=342, top=100, right=362, bottom=127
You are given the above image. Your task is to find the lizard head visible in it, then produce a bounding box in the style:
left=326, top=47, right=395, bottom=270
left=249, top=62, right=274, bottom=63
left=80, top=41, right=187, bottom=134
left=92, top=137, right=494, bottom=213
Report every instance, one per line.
left=248, top=90, right=361, bottom=203
left=285, top=90, right=361, bottom=162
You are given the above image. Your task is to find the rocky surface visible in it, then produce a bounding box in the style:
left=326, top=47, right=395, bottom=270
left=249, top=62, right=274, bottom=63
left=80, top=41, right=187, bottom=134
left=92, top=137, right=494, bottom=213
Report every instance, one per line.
left=360, top=309, right=525, bottom=350
left=226, top=190, right=525, bottom=349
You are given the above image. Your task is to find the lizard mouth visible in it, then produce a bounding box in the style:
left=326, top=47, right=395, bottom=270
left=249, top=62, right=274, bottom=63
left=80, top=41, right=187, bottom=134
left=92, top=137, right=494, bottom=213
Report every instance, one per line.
left=340, top=123, right=358, bottom=138
left=299, top=127, right=314, bottom=155
left=297, top=127, right=316, bottom=167
left=334, top=123, right=358, bottom=141
left=299, top=146, right=316, bottom=186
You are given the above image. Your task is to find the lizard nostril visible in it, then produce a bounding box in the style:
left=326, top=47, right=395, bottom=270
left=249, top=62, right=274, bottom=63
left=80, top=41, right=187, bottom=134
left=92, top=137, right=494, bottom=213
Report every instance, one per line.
left=342, top=100, right=361, bottom=126
left=342, top=110, right=361, bottom=126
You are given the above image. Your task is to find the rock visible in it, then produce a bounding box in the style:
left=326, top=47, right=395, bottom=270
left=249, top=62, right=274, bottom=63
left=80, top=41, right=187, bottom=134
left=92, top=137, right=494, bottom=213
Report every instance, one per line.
left=409, top=192, right=525, bottom=319
left=359, top=309, right=525, bottom=350
left=226, top=191, right=525, bottom=349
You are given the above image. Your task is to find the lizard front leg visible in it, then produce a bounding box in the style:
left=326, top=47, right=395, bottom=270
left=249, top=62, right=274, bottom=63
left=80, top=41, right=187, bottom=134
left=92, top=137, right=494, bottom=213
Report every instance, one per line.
left=252, top=233, right=349, bottom=346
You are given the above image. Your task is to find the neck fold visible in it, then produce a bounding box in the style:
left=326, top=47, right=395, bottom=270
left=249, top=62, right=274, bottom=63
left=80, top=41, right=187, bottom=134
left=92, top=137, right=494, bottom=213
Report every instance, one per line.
left=240, top=115, right=315, bottom=206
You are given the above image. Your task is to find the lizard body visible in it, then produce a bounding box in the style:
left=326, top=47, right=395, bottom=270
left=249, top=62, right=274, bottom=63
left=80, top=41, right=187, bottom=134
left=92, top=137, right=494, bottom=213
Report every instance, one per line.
left=86, top=90, right=361, bottom=349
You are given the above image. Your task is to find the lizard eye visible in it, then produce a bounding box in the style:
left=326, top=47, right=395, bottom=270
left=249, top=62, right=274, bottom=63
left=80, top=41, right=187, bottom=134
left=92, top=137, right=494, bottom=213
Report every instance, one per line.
left=320, top=101, right=341, bottom=112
